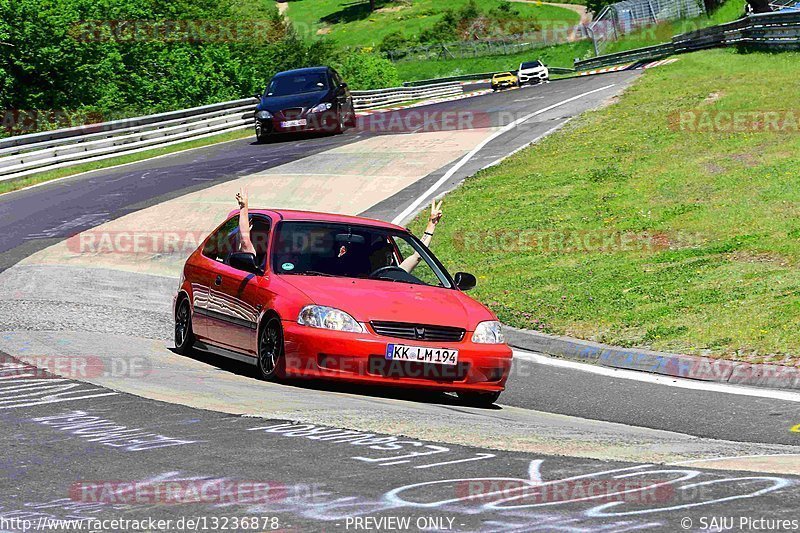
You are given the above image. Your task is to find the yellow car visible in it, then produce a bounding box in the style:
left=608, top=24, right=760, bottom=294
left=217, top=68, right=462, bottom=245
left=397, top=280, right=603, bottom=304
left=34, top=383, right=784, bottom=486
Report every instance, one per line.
left=491, top=72, right=518, bottom=91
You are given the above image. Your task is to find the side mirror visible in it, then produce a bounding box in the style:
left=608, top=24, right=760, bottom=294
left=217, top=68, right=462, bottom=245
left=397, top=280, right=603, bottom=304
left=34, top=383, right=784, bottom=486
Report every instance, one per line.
left=229, top=252, right=261, bottom=275
left=454, top=272, right=477, bottom=291
left=337, top=83, right=348, bottom=94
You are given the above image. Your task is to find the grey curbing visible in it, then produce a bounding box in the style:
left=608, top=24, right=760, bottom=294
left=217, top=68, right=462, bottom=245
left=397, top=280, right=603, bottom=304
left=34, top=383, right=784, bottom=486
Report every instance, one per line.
left=505, top=325, right=800, bottom=390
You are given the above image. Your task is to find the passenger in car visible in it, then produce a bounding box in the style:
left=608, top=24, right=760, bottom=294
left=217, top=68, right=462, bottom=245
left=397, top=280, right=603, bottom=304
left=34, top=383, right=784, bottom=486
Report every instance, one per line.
left=400, top=199, right=443, bottom=273
left=236, top=187, right=257, bottom=256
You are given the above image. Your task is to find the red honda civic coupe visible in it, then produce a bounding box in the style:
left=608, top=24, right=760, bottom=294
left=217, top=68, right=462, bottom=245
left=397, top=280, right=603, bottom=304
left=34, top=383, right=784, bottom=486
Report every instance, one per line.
left=173, top=209, right=513, bottom=405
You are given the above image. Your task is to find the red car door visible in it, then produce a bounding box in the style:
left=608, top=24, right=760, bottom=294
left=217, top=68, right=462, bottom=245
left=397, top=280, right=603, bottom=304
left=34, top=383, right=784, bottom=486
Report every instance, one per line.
left=206, top=264, right=262, bottom=356
left=204, top=214, right=274, bottom=356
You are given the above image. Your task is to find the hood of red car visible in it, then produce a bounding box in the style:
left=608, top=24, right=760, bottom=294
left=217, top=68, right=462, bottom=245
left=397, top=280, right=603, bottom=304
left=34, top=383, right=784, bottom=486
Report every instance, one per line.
left=278, top=275, right=493, bottom=329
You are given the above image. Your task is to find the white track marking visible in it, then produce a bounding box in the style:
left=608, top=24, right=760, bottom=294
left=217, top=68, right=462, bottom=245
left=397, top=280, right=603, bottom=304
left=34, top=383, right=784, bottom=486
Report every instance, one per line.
left=668, top=454, right=800, bottom=465
left=391, top=84, right=617, bottom=225
left=512, top=349, right=800, bottom=402
left=482, top=121, right=569, bottom=170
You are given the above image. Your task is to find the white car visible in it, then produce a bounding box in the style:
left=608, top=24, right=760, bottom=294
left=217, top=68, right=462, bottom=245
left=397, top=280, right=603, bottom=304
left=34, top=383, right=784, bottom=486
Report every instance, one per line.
left=517, top=60, right=549, bottom=85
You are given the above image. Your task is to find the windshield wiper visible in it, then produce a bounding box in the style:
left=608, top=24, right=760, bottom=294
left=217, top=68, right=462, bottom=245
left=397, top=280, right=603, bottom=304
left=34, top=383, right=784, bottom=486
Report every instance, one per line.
left=295, top=270, right=339, bottom=277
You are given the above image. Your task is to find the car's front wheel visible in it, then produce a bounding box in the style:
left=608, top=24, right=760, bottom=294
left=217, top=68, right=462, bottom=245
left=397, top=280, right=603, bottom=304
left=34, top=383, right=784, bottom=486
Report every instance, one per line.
left=174, top=298, right=194, bottom=355
left=258, top=316, right=286, bottom=381
left=457, top=390, right=501, bottom=407
left=335, top=108, right=347, bottom=134
left=255, top=122, right=270, bottom=143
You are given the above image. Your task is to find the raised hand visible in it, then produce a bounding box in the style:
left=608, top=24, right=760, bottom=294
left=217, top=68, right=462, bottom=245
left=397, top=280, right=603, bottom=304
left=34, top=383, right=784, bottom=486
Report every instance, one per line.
left=236, top=187, right=248, bottom=209
left=429, top=198, right=443, bottom=225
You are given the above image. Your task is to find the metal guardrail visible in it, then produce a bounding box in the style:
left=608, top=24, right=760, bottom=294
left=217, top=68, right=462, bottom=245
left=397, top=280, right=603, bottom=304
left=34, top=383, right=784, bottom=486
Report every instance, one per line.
left=574, top=42, right=675, bottom=70
left=403, top=73, right=496, bottom=87
left=401, top=66, right=576, bottom=88
left=0, top=81, right=466, bottom=183
left=574, top=11, right=800, bottom=70
left=351, top=82, right=462, bottom=109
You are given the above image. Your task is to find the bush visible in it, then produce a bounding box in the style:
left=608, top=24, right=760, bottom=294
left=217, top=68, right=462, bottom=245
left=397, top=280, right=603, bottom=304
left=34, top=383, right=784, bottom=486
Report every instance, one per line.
left=0, top=0, right=380, bottom=134
left=378, top=30, right=414, bottom=55
left=331, top=51, right=400, bottom=90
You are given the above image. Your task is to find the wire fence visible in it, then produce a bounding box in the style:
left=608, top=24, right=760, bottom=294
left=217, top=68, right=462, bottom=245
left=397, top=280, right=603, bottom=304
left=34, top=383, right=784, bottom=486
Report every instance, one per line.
left=587, top=0, right=707, bottom=54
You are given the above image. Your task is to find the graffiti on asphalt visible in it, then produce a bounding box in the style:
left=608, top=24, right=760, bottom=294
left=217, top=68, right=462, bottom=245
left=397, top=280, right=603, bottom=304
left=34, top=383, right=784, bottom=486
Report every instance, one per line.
left=0, top=361, right=117, bottom=410
left=31, top=410, right=197, bottom=451
left=247, top=422, right=496, bottom=469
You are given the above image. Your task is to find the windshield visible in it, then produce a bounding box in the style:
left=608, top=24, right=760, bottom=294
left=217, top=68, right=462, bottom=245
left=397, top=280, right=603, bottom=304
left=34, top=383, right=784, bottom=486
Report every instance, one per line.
left=494, top=73, right=511, bottom=79
left=271, top=221, right=453, bottom=288
left=266, top=72, right=329, bottom=97
left=521, top=61, right=542, bottom=69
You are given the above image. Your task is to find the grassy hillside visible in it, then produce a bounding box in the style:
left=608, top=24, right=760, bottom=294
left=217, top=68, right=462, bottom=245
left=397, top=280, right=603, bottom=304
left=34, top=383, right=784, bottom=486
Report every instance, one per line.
left=283, top=0, right=580, bottom=47
left=388, top=0, right=744, bottom=81
left=416, top=48, right=800, bottom=365
left=395, top=41, right=593, bottom=80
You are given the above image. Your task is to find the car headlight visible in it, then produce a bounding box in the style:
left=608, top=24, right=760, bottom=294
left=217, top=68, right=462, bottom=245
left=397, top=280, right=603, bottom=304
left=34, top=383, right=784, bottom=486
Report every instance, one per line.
left=471, top=321, right=504, bottom=344
left=256, top=110, right=272, bottom=120
left=297, top=305, right=364, bottom=333
left=309, top=102, right=333, bottom=113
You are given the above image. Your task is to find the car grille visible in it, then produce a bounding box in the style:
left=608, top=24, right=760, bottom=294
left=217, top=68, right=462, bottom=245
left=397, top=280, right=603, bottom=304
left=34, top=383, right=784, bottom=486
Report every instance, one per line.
left=370, top=321, right=465, bottom=342
left=281, top=107, right=304, bottom=119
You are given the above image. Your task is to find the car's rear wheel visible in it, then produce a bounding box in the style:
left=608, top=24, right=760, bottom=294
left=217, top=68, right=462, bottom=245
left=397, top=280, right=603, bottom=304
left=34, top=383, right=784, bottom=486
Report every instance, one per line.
left=258, top=316, right=286, bottom=381
left=174, top=298, right=194, bottom=355
left=457, top=390, right=501, bottom=407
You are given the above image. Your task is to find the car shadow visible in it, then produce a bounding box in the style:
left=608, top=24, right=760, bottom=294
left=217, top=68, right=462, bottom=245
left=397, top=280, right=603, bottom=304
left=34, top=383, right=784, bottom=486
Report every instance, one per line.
left=168, top=347, right=502, bottom=410
left=249, top=130, right=342, bottom=145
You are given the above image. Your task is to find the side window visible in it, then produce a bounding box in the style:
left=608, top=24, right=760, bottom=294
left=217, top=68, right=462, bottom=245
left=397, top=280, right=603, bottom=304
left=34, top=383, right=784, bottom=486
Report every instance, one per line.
left=392, top=237, right=441, bottom=287
left=249, top=217, right=271, bottom=269
left=202, top=218, right=239, bottom=263
left=331, top=70, right=342, bottom=87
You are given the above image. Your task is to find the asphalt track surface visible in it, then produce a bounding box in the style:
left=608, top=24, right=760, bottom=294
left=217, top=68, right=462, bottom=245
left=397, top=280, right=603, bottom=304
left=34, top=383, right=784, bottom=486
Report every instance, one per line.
left=1, top=72, right=799, bottom=531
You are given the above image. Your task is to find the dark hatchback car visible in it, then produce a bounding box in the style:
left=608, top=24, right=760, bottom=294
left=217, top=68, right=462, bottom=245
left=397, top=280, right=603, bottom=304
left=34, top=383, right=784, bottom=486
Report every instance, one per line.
left=253, top=66, right=355, bottom=142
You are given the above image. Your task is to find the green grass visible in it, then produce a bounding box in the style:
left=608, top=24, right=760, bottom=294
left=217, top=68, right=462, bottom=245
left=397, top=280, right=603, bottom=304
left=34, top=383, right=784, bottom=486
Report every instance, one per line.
left=413, top=48, right=800, bottom=365
left=284, top=0, right=580, bottom=48
left=0, top=128, right=252, bottom=196
left=395, top=41, right=593, bottom=80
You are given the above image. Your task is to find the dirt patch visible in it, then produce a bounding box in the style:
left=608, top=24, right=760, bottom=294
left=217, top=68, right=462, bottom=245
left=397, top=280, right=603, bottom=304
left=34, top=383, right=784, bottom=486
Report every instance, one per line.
left=702, top=91, right=724, bottom=105
left=376, top=5, right=408, bottom=14
left=316, top=27, right=332, bottom=35
left=730, top=152, right=760, bottom=167
left=728, top=250, right=791, bottom=267
left=275, top=1, right=288, bottom=16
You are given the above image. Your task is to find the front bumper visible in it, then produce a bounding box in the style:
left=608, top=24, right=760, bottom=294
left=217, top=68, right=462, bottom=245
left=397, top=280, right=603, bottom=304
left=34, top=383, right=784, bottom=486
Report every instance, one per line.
left=518, top=71, right=548, bottom=83
left=492, top=81, right=515, bottom=89
left=255, top=111, right=340, bottom=135
left=281, top=321, right=513, bottom=392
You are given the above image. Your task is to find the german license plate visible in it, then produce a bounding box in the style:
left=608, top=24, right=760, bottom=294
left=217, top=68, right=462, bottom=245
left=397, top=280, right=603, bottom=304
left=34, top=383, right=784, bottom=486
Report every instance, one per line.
left=385, top=344, right=458, bottom=366
left=281, top=119, right=307, bottom=128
